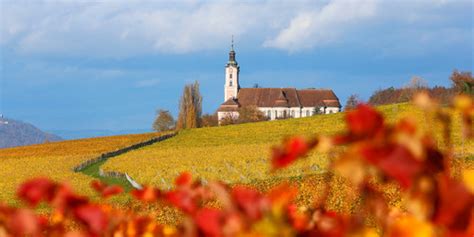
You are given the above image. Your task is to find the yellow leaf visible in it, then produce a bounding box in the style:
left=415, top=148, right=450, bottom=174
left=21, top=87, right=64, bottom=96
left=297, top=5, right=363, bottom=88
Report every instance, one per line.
left=463, top=169, right=474, bottom=193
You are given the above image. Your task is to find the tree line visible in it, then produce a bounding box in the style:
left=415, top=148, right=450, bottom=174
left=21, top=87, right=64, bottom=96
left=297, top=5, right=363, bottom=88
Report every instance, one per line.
left=153, top=69, right=473, bottom=131
left=344, top=69, right=473, bottom=111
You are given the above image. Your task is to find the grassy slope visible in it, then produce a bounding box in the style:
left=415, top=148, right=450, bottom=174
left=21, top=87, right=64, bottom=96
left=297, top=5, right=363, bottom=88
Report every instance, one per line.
left=0, top=133, right=160, bottom=204
left=102, top=103, right=474, bottom=189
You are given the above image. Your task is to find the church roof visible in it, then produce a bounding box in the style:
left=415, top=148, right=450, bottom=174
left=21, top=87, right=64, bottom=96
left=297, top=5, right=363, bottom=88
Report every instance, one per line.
left=217, top=88, right=340, bottom=112
left=297, top=89, right=340, bottom=107
left=217, top=97, right=239, bottom=112
left=237, top=88, right=301, bottom=108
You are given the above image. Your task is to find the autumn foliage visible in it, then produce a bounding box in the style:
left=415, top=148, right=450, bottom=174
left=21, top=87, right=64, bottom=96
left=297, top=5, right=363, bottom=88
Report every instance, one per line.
left=1, top=94, right=473, bottom=236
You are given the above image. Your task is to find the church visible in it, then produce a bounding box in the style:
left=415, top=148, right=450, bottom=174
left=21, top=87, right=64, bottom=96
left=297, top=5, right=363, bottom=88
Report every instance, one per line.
left=217, top=44, right=341, bottom=122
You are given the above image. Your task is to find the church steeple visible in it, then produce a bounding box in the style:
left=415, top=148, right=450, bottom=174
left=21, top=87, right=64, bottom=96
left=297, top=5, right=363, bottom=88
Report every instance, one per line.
left=227, top=35, right=237, bottom=66
left=224, top=36, right=240, bottom=101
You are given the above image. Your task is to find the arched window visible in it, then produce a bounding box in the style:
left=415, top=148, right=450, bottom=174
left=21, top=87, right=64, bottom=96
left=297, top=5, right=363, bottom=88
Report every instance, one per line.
left=291, top=110, right=295, bottom=117
left=229, top=80, right=233, bottom=86
left=267, top=110, right=271, bottom=118
left=306, top=110, right=310, bottom=117
left=230, top=73, right=233, bottom=79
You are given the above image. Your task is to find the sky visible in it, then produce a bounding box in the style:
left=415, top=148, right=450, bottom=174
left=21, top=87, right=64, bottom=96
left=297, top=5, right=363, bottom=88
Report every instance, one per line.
left=0, top=0, right=472, bottom=132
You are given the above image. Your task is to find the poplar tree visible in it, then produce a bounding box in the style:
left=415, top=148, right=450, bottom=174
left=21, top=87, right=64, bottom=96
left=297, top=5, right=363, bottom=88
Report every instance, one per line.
left=176, top=81, right=202, bottom=130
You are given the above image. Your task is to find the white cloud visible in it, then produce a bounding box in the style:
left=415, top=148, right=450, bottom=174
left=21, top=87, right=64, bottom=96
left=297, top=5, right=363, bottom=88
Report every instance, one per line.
left=0, top=0, right=470, bottom=56
left=263, top=0, right=377, bottom=51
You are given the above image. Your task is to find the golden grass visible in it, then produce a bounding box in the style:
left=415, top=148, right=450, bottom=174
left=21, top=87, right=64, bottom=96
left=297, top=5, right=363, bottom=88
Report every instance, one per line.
left=102, top=103, right=473, bottom=190
left=0, top=133, right=160, bottom=204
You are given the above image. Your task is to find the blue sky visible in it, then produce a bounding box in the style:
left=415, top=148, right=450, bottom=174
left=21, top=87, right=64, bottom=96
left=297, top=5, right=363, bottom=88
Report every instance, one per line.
left=0, top=0, right=472, bottom=132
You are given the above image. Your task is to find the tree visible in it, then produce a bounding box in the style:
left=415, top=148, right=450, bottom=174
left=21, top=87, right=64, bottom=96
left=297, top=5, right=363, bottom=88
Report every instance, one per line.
left=401, top=76, right=428, bottom=101
left=201, top=113, right=218, bottom=127
left=237, top=106, right=267, bottom=124
left=219, top=113, right=238, bottom=126
left=345, top=94, right=361, bottom=111
left=450, top=70, right=473, bottom=94
left=152, top=110, right=175, bottom=132
left=176, top=81, right=203, bottom=130
left=312, top=107, right=324, bottom=115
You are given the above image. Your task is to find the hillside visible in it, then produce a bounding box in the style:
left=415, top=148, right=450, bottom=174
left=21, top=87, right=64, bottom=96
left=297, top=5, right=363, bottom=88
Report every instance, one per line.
left=0, top=117, right=63, bottom=148
left=102, top=103, right=473, bottom=189
left=0, top=132, right=160, bottom=204
left=0, top=103, right=471, bottom=206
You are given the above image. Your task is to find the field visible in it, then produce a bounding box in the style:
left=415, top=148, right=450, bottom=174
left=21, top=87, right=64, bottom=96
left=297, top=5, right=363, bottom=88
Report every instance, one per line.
left=0, top=133, right=160, bottom=204
left=1, top=103, right=472, bottom=210
left=102, top=103, right=474, bottom=191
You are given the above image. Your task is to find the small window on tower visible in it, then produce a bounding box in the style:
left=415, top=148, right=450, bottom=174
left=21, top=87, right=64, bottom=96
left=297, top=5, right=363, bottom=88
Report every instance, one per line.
left=230, top=74, right=232, bottom=79
left=229, top=80, right=233, bottom=86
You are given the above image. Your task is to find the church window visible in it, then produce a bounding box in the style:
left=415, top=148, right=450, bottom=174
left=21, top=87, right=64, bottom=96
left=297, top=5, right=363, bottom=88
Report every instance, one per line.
left=306, top=110, right=310, bottom=117
left=229, top=80, right=233, bottom=86
left=274, top=110, right=277, bottom=118
left=291, top=110, right=295, bottom=117
left=230, top=73, right=233, bottom=79
left=267, top=110, right=271, bottom=118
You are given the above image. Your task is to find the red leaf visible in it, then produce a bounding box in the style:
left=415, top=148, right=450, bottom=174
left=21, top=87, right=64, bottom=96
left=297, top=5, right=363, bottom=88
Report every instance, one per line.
left=90, top=180, right=123, bottom=198
left=267, top=183, right=298, bottom=207
left=360, top=144, right=423, bottom=189
left=165, top=190, right=197, bottom=214
left=195, top=208, right=223, bottom=237
left=232, top=186, right=267, bottom=220
left=433, top=175, right=474, bottom=233
left=272, top=136, right=316, bottom=169
left=90, top=180, right=105, bottom=193
left=74, top=204, right=108, bottom=234
left=131, top=186, right=161, bottom=202
left=175, top=172, right=193, bottom=187
left=346, top=104, right=384, bottom=139
left=17, top=178, right=57, bottom=207
left=287, top=204, right=308, bottom=231
left=7, top=209, right=41, bottom=236
left=101, top=185, right=123, bottom=198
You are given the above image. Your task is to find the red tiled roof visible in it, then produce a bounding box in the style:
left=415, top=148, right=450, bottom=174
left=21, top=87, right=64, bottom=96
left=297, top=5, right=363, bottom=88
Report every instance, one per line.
left=297, top=89, right=341, bottom=108
left=217, top=88, right=340, bottom=111
left=237, top=88, right=301, bottom=108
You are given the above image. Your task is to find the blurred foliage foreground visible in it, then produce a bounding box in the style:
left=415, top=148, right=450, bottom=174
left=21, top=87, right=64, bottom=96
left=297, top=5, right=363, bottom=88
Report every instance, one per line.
left=0, top=93, right=473, bottom=237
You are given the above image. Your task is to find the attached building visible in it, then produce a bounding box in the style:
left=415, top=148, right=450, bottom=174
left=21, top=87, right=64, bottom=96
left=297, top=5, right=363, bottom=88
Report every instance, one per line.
left=217, top=44, right=341, bottom=122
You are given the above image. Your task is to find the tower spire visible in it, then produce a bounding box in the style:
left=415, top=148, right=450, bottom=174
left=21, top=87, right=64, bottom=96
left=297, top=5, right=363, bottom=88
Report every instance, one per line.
left=227, top=35, right=237, bottom=66
left=231, top=35, right=234, bottom=51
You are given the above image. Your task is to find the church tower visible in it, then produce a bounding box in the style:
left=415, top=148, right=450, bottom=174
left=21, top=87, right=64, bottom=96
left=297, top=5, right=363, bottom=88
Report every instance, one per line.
left=224, top=37, right=240, bottom=101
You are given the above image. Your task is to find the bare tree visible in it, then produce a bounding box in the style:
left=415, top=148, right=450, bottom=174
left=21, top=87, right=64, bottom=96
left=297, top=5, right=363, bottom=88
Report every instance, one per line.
left=220, top=113, right=238, bottom=126
left=201, top=113, right=218, bottom=127
left=237, top=106, right=267, bottom=124
left=153, top=110, right=175, bottom=132
left=345, top=94, right=361, bottom=111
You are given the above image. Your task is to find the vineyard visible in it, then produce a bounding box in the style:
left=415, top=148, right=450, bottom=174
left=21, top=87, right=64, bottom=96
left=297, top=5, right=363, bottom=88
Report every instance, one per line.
left=101, top=103, right=473, bottom=191
left=1, top=95, right=472, bottom=236
left=0, top=132, right=161, bottom=204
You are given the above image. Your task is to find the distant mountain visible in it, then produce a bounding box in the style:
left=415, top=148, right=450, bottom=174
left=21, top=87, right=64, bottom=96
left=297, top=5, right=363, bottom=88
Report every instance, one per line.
left=48, top=129, right=152, bottom=140
left=0, top=117, right=63, bottom=149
